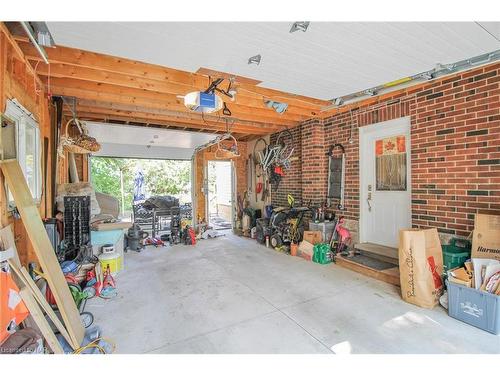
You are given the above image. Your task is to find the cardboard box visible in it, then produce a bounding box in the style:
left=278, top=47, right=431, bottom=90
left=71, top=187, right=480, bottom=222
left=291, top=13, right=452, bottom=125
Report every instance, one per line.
left=471, top=214, right=500, bottom=261
left=303, top=231, right=322, bottom=245
left=297, top=240, right=314, bottom=261
left=448, top=276, right=472, bottom=288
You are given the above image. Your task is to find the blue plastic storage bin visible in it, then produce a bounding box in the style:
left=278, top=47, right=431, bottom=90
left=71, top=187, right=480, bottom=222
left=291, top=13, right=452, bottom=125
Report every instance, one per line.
left=447, top=280, right=500, bottom=335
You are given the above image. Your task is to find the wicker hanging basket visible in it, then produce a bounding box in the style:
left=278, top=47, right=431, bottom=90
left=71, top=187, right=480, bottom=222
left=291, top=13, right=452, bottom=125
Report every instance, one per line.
left=61, top=118, right=101, bottom=154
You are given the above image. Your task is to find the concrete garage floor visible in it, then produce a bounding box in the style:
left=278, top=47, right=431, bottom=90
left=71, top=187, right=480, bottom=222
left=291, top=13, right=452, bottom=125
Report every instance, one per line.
left=86, top=234, right=500, bottom=354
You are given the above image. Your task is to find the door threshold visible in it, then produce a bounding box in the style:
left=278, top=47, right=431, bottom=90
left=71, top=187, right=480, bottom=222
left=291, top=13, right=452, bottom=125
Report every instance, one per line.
left=335, top=255, right=400, bottom=287
left=354, top=242, right=398, bottom=264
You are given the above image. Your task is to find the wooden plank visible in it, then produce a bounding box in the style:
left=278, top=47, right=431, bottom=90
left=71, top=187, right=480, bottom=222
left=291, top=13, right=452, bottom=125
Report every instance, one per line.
left=354, top=243, right=399, bottom=265
left=92, top=222, right=132, bottom=231
left=8, top=260, right=76, bottom=349
left=335, top=256, right=400, bottom=287
left=18, top=287, right=64, bottom=354
left=0, top=160, right=84, bottom=347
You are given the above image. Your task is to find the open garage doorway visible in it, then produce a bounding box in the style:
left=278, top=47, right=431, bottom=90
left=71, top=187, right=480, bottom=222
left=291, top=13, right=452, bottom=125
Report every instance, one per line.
left=207, top=160, right=234, bottom=230
left=89, top=156, right=192, bottom=222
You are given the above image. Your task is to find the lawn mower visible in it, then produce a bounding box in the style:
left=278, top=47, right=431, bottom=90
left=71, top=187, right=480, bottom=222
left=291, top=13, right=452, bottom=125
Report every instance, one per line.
left=268, top=200, right=310, bottom=248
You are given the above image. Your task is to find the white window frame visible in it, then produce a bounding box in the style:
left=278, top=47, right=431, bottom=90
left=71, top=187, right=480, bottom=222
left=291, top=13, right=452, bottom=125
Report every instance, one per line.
left=4, top=99, right=42, bottom=207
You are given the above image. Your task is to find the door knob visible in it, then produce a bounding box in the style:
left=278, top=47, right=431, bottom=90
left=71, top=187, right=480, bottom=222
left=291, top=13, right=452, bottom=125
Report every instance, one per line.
left=367, top=192, right=372, bottom=212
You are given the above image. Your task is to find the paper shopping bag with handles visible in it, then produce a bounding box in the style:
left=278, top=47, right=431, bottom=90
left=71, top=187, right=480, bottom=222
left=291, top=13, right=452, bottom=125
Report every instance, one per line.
left=399, top=228, right=444, bottom=308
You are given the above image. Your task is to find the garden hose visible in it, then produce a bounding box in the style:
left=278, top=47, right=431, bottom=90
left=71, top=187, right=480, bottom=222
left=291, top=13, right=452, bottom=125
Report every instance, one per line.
left=72, top=337, right=116, bottom=354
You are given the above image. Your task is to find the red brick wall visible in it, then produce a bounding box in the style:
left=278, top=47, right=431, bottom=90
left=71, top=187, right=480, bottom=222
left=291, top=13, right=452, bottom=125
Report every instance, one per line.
left=301, top=119, right=327, bottom=206
left=270, top=62, right=500, bottom=237
left=269, top=126, right=303, bottom=207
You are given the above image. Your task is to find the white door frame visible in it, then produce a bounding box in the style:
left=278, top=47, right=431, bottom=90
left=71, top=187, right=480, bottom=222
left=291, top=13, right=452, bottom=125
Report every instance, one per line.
left=358, top=116, right=412, bottom=245
left=230, top=159, right=237, bottom=229
left=205, top=159, right=236, bottom=229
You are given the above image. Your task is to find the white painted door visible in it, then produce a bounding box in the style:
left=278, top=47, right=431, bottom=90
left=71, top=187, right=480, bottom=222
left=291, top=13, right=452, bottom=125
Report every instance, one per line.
left=360, top=117, right=411, bottom=248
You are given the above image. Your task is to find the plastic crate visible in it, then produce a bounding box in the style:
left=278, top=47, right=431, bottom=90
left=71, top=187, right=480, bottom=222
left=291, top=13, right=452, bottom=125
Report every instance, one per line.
left=446, top=280, right=500, bottom=335
left=442, top=238, right=471, bottom=272
left=309, top=221, right=336, bottom=242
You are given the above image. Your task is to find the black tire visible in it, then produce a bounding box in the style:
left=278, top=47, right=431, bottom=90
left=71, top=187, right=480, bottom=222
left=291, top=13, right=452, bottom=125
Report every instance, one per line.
left=275, top=129, right=293, bottom=148
left=270, top=233, right=283, bottom=248
left=253, top=137, right=268, bottom=164
left=80, top=311, right=94, bottom=328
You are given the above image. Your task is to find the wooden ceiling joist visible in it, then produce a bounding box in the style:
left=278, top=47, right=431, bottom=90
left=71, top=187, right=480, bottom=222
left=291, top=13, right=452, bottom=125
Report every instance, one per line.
left=73, top=100, right=287, bottom=134
left=46, top=85, right=297, bottom=130
left=33, top=63, right=318, bottom=118
left=66, top=105, right=279, bottom=135
left=44, top=77, right=305, bottom=125
left=18, top=40, right=327, bottom=108
left=14, top=37, right=328, bottom=136
left=73, top=99, right=286, bottom=131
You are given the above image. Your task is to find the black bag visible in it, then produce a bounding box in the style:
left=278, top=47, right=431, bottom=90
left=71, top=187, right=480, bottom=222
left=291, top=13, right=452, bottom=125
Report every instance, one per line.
left=142, top=195, right=179, bottom=210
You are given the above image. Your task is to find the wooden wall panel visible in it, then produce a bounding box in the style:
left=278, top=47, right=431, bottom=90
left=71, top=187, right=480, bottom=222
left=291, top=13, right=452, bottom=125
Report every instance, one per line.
left=0, top=25, right=54, bottom=266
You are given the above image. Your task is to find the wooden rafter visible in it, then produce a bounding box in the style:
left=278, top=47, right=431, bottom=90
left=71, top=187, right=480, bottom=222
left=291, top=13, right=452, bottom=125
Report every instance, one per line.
left=34, top=63, right=318, bottom=118
left=44, top=77, right=304, bottom=125
left=0, top=24, right=42, bottom=87
left=64, top=107, right=277, bottom=135
left=14, top=38, right=327, bottom=135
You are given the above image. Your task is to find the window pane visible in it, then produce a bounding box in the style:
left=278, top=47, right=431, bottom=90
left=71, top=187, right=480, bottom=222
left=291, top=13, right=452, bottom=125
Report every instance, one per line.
left=375, top=135, right=407, bottom=191
left=25, top=124, right=37, bottom=196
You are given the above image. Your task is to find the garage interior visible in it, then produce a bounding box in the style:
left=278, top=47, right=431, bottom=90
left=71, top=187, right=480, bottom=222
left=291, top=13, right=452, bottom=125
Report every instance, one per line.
left=0, top=19, right=500, bottom=356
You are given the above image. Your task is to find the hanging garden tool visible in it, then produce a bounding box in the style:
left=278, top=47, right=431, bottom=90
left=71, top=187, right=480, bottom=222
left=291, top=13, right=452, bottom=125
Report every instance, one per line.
left=327, top=143, right=346, bottom=210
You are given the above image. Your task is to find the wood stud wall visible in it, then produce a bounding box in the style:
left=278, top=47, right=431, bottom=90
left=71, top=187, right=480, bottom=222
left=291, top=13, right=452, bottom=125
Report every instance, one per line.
left=0, top=26, right=90, bottom=265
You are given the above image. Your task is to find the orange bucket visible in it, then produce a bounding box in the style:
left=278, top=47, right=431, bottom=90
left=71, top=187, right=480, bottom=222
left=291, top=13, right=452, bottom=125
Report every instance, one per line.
left=290, top=243, right=298, bottom=256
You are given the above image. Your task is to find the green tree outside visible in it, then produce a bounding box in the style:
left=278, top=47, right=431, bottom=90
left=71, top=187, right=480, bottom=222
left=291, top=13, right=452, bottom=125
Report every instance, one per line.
left=90, top=157, right=191, bottom=215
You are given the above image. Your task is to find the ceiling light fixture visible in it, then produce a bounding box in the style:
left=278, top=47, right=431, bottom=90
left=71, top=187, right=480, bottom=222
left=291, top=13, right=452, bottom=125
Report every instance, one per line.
left=265, top=100, right=288, bottom=114
left=333, top=97, right=344, bottom=106
left=248, top=54, right=262, bottom=65
left=290, top=22, right=310, bottom=33
left=364, top=89, right=377, bottom=96
left=419, top=72, right=434, bottom=80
